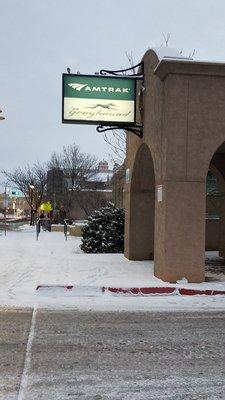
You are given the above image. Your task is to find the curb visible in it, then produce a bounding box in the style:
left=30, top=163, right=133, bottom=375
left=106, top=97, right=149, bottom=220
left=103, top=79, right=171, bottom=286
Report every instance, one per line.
left=36, top=284, right=74, bottom=290
left=105, top=287, right=225, bottom=296
left=36, top=285, right=225, bottom=296
left=104, top=287, right=176, bottom=295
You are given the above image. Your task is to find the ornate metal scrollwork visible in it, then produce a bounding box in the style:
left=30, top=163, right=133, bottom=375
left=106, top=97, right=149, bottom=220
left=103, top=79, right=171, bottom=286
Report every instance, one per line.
left=99, top=61, right=144, bottom=77
left=96, top=125, right=143, bottom=139
left=97, top=61, right=144, bottom=139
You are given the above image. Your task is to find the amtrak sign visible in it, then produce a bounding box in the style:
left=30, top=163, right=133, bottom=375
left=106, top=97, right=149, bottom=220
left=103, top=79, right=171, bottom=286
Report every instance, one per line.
left=62, top=74, right=137, bottom=126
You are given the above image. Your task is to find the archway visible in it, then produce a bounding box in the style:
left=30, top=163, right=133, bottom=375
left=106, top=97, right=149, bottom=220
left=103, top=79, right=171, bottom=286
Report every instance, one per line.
left=206, top=142, right=225, bottom=267
left=124, top=143, right=155, bottom=260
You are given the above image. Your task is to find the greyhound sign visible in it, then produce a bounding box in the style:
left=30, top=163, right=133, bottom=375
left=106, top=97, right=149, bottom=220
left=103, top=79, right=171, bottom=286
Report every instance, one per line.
left=62, top=73, right=137, bottom=126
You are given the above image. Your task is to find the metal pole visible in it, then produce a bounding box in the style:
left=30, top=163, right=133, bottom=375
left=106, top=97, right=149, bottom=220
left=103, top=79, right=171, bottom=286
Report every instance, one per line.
left=31, top=189, right=33, bottom=226
left=36, top=219, right=41, bottom=240
left=64, top=219, right=68, bottom=241
left=4, top=185, right=7, bottom=236
left=30, top=187, right=33, bottom=226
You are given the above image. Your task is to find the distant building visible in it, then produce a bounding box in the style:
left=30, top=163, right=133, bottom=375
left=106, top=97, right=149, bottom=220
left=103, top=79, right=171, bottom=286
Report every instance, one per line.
left=85, top=160, right=113, bottom=191
left=46, top=161, right=113, bottom=220
left=0, top=190, right=30, bottom=217
left=46, top=168, right=65, bottom=208
left=97, top=160, right=110, bottom=172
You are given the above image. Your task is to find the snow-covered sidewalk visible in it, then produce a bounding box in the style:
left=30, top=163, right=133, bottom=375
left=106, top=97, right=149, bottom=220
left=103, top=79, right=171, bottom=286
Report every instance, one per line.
left=0, top=225, right=225, bottom=311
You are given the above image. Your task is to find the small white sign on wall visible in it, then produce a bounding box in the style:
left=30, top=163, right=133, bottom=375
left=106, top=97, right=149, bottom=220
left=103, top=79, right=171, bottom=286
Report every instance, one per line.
left=157, top=185, right=163, bottom=202
left=125, top=168, right=130, bottom=184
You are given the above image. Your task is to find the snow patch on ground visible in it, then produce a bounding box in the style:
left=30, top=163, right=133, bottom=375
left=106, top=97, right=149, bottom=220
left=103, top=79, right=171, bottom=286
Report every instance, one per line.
left=0, top=225, right=225, bottom=311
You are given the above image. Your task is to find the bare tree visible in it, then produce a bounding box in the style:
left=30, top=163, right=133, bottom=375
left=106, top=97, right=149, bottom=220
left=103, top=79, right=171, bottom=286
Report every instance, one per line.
left=48, top=152, right=62, bottom=170
left=161, top=32, right=171, bottom=47
left=189, top=49, right=196, bottom=58
left=1, top=162, right=47, bottom=224
left=123, top=51, right=137, bottom=75
left=76, top=187, right=107, bottom=217
left=103, top=52, right=140, bottom=166
left=103, top=130, right=126, bottom=165
left=160, top=33, right=196, bottom=59
left=48, top=143, right=98, bottom=216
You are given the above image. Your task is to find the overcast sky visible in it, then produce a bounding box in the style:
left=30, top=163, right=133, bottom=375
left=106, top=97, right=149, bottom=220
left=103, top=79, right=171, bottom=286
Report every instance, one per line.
left=0, top=0, right=225, bottom=175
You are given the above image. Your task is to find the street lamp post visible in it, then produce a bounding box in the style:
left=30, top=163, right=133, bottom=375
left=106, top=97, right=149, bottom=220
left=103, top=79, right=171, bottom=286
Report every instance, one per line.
left=29, top=182, right=35, bottom=226
left=1, top=110, right=6, bottom=233
left=3, top=179, right=12, bottom=236
left=4, top=185, right=9, bottom=236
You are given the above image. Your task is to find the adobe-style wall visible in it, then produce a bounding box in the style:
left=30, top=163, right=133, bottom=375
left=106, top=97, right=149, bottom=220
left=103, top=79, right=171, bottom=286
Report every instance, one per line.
left=125, top=49, right=225, bottom=283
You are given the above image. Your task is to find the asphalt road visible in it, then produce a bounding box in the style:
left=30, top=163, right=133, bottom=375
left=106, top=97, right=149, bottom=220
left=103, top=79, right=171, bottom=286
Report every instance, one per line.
left=0, top=309, right=225, bottom=400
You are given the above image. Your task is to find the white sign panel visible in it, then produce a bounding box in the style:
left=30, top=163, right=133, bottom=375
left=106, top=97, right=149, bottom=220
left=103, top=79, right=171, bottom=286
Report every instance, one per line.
left=157, top=185, right=163, bottom=202
left=125, top=168, right=130, bottom=184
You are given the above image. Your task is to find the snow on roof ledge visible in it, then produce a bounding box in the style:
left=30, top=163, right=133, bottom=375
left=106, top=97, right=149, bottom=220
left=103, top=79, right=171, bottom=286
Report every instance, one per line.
left=151, top=47, right=192, bottom=61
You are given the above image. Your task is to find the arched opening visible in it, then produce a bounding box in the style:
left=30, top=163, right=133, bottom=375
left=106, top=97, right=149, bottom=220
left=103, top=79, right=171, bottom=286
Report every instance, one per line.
left=125, top=143, right=155, bottom=260
left=205, top=141, right=225, bottom=278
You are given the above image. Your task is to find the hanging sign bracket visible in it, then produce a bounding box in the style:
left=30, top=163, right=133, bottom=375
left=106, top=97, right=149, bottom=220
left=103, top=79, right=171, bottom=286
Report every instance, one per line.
left=96, top=61, right=144, bottom=138
left=96, top=124, right=143, bottom=139
left=99, top=61, right=144, bottom=78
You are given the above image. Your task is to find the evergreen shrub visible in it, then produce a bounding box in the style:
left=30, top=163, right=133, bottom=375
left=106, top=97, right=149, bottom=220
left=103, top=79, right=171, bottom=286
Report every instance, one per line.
left=80, top=204, right=124, bottom=253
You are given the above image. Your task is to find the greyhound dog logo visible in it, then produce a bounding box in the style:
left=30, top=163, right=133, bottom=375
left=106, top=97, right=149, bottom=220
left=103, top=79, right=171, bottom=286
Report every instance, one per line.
left=85, top=103, right=117, bottom=110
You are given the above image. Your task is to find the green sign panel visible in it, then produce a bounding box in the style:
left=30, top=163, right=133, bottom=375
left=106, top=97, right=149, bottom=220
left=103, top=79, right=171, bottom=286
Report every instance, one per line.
left=62, top=74, right=136, bottom=126
left=9, top=188, right=24, bottom=198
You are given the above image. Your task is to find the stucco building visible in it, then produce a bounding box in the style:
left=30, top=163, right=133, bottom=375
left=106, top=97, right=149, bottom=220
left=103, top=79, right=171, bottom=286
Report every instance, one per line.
left=125, top=48, right=225, bottom=283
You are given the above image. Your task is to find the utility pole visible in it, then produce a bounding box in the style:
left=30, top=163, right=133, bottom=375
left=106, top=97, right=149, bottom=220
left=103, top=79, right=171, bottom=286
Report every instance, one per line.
left=29, top=182, right=35, bottom=226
